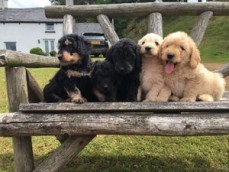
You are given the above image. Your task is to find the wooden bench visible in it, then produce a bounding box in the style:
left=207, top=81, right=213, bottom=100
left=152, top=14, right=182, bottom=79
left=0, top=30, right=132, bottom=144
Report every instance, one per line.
left=0, top=2, right=229, bottom=172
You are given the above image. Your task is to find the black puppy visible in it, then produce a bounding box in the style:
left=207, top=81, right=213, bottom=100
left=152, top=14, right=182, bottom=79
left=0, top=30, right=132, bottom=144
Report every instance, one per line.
left=43, top=34, right=96, bottom=103
left=91, top=60, right=118, bottom=102
left=106, top=39, right=141, bottom=101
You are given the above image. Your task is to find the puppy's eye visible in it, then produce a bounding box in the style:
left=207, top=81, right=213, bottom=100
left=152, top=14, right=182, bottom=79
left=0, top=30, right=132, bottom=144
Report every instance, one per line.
left=142, top=41, right=145, bottom=45
left=155, top=41, right=159, bottom=46
left=180, top=46, right=185, bottom=51
left=166, top=45, right=169, bottom=48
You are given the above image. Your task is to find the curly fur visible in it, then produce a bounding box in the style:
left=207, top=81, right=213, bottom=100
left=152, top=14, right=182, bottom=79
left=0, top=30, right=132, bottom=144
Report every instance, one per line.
left=137, top=33, right=164, bottom=102
left=157, top=31, right=225, bottom=102
left=91, top=60, right=118, bottom=102
left=106, top=39, right=141, bottom=101
left=43, top=34, right=96, bottom=103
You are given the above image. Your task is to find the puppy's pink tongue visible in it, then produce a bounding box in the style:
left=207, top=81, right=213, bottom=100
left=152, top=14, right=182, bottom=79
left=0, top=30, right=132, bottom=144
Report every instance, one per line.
left=165, top=62, right=174, bottom=74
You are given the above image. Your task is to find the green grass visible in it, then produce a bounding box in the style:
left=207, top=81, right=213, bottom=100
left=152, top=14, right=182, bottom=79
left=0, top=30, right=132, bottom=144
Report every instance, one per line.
left=0, top=67, right=228, bottom=171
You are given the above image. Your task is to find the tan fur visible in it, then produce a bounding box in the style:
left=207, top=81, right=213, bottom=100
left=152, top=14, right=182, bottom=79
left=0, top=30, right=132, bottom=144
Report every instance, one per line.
left=59, top=51, right=82, bottom=66
left=157, top=31, right=225, bottom=102
left=138, top=33, right=164, bottom=101
left=65, top=87, right=86, bottom=103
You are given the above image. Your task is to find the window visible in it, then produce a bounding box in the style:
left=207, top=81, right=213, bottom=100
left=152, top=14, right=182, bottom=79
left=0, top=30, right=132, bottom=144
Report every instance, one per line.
left=44, top=39, right=55, bottom=54
left=45, top=23, right=55, bottom=33
left=5, top=42, right=16, bottom=51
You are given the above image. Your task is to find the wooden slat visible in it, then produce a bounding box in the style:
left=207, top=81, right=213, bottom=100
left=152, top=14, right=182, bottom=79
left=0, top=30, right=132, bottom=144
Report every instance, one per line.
left=19, top=101, right=229, bottom=113
left=26, top=70, right=43, bottom=102
left=0, top=112, right=228, bottom=136
left=190, top=11, right=213, bottom=46
left=148, top=13, right=163, bottom=37
left=97, top=14, right=119, bottom=45
left=5, top=67, right=34, bottom=172
left=45, top=2, right=229, bottom=18
left=34, top=136, right=95, bottom=172
left=0, top=50, right=59, bottom=68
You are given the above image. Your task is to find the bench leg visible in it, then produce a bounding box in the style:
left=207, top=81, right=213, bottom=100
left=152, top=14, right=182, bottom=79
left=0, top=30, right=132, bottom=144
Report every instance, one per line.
left=34, top=135, right=96, bottom=172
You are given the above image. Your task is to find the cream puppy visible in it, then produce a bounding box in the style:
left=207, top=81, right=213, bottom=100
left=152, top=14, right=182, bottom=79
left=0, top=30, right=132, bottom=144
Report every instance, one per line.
left=138, top=33, right=164, bottom=101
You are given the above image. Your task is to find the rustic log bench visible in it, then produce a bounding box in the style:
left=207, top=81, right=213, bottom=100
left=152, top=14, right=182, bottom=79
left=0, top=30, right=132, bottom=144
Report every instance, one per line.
left=0, top=2, right=229, bottom=172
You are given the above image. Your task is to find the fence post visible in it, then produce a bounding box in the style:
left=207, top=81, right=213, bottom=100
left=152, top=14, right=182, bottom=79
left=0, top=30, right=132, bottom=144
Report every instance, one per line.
left=148, top=13, right=163, bottom=37
left=5, top=67, right=34, bottom=172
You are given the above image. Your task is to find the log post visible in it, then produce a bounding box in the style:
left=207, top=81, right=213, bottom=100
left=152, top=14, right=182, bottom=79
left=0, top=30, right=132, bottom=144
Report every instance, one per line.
left=190, top=11, right=213, bottom=46
left=63, top=14, right=75, bottom=35
left=148, top=13, right=163, bottom=37
left=34, top=136, right=96, bottom=172
left=26, top=70, right=43, bottom=102
left=5, top=67, right=34, bottom=172
left=97, top=14, right=119, bottom=45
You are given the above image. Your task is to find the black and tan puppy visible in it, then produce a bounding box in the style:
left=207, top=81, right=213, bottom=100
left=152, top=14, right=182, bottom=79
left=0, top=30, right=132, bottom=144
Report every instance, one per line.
left=106, top=39, right=141, bottom=101
left=43, top=34, right=96, bottom=103
left=91, top=60, right=118, bottom=102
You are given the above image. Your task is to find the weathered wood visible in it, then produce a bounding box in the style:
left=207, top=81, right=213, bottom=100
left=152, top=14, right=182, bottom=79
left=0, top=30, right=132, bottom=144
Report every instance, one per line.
left=19, top=101, right=229, bottom=113
left=45, top=2, right=229, bottom=19
left=26, top=70, right=43, bottom=102
left=148, top=13, right=163, bottom=37
left=0, top=111, right=228, bottom=136
left=34, top=136, right=95, bottom=172
left=215, top=63, right=229, bottom=78
left=5, top=67, right=34, bottom=172
left=63, top=14, right=75, bottom=35
left=190, top=11, right=213, bottom=46
left=0, top=50, right=59, bottom=68
left=97, top=14, right=119, bottom=45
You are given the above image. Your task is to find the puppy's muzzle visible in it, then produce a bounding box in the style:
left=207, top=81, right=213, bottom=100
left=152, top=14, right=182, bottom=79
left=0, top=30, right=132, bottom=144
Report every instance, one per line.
left=167, top=53, right=174, bottom=60
left=145, top=47, right=152, bottom=52
left=57, top=53, right=62, bottom=61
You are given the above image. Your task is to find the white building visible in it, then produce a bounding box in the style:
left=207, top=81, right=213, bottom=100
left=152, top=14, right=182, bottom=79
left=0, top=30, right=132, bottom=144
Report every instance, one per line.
left=0, top=8, right=103, bottom=54
left=0, top=8, right=63, bottom=54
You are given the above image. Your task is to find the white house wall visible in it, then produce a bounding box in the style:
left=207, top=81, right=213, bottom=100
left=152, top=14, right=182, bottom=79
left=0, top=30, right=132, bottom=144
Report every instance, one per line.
left=0, top=22, right=63, bottom=53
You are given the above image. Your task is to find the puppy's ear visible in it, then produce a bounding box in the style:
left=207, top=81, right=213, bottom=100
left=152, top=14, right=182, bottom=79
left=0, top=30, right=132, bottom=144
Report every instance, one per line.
left=135, top=45, right=142, bottom=72
left=189, top=39, right=200, bottom=68
left=105, top=47, right=113, bottom=64
left=158, top=44, right=163, bottom=60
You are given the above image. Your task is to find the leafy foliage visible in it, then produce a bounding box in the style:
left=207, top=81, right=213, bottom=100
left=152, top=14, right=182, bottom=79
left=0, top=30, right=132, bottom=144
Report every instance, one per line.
left=30, top=47, right=46, bottom=56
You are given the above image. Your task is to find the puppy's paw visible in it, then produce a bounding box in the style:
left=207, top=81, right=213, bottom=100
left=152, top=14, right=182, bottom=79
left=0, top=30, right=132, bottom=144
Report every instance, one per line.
left=143, top=98, right=156, bottom=102
left=180, top=97, right=195, bottom=102
left=155, top=97, right=168, bottom=102
left=197, top=94, right=214, bottom=102
left=169, top=95, right=180, bottom=102
left=71, top=96, right=87, bottom=104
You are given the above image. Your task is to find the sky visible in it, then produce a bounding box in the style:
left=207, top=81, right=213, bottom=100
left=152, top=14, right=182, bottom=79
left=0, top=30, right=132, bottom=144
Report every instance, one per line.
left=8, top=0, right=51, bottom=8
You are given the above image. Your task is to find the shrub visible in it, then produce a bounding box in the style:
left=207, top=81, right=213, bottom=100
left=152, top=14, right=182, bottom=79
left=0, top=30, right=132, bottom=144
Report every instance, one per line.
left=30, top=47, right=46, bottom=56
left=50, top=50, right=57, bottom=57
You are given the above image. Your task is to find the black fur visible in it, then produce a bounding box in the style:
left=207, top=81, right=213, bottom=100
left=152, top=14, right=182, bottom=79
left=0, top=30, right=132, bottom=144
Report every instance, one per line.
left=91, top=60, right=118, bottom=102
left=43, top=34, right=96, bottom=103
left=106, top=39, right=141, bottom=102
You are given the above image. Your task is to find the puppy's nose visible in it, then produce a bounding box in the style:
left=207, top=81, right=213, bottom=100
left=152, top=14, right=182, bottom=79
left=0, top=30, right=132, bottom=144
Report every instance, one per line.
left=145, top=47, right=151, bottom=51
left=119, top=67, right=125, bottom=72
left=57, top=54, right=62, bottom=60
left=167, top=53, right=174, bottom=59
left=103, top=84, right=108, bottom=90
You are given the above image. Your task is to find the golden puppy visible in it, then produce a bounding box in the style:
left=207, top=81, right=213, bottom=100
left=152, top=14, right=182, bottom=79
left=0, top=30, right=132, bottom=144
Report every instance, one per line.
left=157, top=31, right=225, bottom=102
left=137, top=33, right=164, bottom=101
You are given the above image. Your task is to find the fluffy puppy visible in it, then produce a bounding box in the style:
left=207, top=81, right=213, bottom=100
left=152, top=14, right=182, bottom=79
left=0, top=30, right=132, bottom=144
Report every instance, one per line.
left=157, top=31, right=225, bottom=102
left=106, top=39, right=141, bottom=102
left=43, top=34, right=96, bottom=103
left=91, top=60, right=118, bottom=102
left=138, top=33, right=164, bottom=101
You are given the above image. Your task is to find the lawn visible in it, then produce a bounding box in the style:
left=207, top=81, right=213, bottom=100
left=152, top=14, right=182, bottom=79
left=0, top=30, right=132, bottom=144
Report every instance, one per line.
left=0, top=62, right=228, bottom=172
